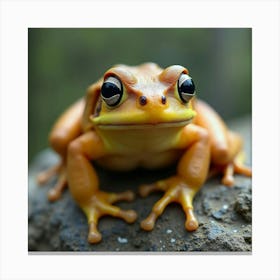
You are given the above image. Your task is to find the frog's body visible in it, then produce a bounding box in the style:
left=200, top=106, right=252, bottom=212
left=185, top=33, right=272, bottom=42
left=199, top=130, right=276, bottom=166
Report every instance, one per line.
left=95, top=126, right=184, bottom=170
left=37, top=63, right=251, bottom=244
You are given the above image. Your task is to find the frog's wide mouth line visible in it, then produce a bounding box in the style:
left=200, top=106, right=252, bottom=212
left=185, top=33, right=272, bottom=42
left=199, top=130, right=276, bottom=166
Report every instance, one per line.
left=96, top=119, right=193, bottom=130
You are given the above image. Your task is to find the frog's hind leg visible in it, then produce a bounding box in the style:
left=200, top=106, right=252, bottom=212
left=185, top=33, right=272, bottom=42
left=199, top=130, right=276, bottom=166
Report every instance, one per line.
left=36, top=98, right=85, bottom=201
left=220, top=131, right=252, bottom=186
left=222, top=154, right=252, bottom=186
left=194, top=99, right=251, bottom=186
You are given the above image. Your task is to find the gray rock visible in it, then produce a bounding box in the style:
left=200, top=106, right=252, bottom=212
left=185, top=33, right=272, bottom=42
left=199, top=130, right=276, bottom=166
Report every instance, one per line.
left=28, top=116, right=252, bottom=252
left=234, top=188, right=252, bottom=222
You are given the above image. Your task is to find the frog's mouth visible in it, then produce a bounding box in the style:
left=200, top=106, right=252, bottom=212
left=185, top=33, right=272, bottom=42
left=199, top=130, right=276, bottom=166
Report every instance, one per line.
left=90, top=104, right=196, bottom=130
left=91, top=116, right=194, bottom=130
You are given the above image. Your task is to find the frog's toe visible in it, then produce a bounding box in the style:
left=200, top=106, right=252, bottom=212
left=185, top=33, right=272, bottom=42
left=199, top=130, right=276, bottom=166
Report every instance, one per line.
left=121, top=209, right=137, bottom=223
left=47, top=188, right=62, bottom=201
left=185, top=219, right=199, bottom=231
left=47, top=172, right=67, bottom=202
left=140, top=213, right=157, bottom=231
left=234, top=160, right=252, bottom=177
left=139, top=179, right=170, bottom=197
left=184, top=208, right=199, bottom=231
left=222, top=175, right=234, bottom=186
left=88, top=222, right=102, bottom=244
left=139, top=184, right=155, bottom=197
left=37, top=162, right=63, bottom=185
left=221, top=163, right=235, bottom=187
left=108, top=190, right=135, bottom=203
left=37, top=161, right=68, bottom=201
left=221, top=160, right=251, bottom=187
left=97, top=201, right=137, bottom=223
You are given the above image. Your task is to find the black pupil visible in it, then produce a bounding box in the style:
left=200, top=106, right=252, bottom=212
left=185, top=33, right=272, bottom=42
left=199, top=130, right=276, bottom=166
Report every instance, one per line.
left=180, top=78, right=195, bottom=94
left=101, top=82, right=121, bottom=98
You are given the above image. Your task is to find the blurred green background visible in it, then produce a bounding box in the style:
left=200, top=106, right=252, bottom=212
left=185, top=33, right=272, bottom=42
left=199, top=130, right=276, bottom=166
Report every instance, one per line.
left=28, top=28, right=251, bottom=162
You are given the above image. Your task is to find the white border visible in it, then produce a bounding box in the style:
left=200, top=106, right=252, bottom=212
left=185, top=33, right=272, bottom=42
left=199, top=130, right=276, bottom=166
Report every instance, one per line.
left=1, top=0, right=280, bottom=280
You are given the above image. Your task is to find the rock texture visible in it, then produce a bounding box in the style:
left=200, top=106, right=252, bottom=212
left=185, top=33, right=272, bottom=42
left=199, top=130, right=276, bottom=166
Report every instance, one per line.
left=28, top=116, right=252, bottom=252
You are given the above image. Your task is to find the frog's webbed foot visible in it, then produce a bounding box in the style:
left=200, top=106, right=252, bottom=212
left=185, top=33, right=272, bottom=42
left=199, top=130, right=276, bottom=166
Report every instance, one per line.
left=36, top=161, right=67, bottom=202
left=139, top=176, right=199, bottom=232
left=83, top=190, right=137, bottom=243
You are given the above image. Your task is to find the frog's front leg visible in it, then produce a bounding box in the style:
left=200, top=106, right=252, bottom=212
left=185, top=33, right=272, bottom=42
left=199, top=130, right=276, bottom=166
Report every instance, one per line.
left=139, top=124, right=210, bottom=231
left=67, top=131, right=137, bottom=243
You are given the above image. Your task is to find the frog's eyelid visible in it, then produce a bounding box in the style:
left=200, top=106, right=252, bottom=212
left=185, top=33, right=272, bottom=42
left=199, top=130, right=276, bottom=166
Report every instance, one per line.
left=104, top=76, right=122, bottom=90
left=180, top=92, right=194, bottom=101
left=102, top=94, right=121, bottom=106
left=159, top=65, right=188, bottom=84
left=178, top=74, right=192, bottom=89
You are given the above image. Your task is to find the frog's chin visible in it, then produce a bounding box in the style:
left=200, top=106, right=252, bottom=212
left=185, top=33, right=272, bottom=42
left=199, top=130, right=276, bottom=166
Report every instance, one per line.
left=94, top=118, right=193, bottom=130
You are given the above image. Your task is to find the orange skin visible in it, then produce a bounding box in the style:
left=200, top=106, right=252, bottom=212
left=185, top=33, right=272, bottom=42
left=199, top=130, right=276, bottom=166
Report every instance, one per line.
left=37, top=63, right=251, bottom=244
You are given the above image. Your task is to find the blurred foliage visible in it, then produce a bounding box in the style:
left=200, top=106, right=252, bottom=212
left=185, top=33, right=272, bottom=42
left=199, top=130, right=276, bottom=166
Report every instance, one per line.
left=28, top=28, right=251, bottom=162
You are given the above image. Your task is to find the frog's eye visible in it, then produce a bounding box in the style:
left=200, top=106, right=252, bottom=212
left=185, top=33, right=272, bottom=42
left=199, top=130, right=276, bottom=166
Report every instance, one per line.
left=101, top=76, right=123, bottom=107
left=177, top=74, right=196, bottom=103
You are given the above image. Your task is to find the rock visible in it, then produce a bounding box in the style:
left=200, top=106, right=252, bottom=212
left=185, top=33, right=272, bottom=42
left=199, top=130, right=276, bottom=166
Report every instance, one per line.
left=234, top=188, right=252, bottom=222
left=28, top=116, right=252, bottom=252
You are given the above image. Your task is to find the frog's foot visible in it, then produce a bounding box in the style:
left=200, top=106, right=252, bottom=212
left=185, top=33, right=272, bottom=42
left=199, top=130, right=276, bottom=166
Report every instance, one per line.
left=47, top=171, right=67, bottom=201
left=139, top=176, right=198, bottom=232
left=83, top=190, right=137, bottom=244
left=37, top=162, right=62, bottom=185
left=208, top=151, right=252, bottom=187
left=37, top=162, right=68, bottom=202
left=221, top=153, right=252, bottom=186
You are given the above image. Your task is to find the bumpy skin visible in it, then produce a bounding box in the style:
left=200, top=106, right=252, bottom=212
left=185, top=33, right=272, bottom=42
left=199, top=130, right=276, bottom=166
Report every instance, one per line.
left=37, top=63, right=251, bottom=244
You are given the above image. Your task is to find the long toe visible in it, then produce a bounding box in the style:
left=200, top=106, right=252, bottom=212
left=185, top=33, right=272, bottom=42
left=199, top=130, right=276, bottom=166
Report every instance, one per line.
left=88, top=226, right=102, bottom=244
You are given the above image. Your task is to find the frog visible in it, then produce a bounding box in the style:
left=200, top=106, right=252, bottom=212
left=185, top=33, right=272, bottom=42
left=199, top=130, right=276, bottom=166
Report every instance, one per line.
left=37, top=63, right=252, bottom=244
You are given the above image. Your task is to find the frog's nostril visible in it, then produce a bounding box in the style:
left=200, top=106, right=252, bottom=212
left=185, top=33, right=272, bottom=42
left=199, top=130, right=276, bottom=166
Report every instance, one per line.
left=161, top=96, right=166, bottom=105
left=139, top=96, right=147, bottom=106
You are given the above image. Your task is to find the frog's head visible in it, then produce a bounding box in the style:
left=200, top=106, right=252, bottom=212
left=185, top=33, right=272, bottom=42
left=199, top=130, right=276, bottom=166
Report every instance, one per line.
left=86, top=63, right=197, bottom=130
